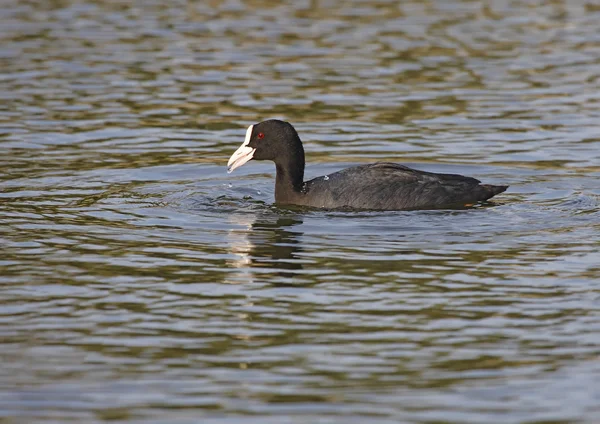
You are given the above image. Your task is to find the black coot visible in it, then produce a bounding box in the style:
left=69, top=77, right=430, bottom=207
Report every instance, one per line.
left=227, top=119, right=508, bottom=210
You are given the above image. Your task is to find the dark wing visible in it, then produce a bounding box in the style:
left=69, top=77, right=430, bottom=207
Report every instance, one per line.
left=365, top=162, right=481, bottom=184
left=303, top=162, right=505, bottom=210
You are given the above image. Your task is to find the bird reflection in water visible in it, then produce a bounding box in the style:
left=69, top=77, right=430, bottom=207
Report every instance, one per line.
left=226, top=213, right=304, bottom=285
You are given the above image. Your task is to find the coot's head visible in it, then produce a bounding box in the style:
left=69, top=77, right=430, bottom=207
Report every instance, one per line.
left=227, top=119, right=304, bottom=173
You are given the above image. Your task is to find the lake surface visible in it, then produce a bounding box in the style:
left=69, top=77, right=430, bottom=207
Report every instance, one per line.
left=2, top=1, right=600, bottom=422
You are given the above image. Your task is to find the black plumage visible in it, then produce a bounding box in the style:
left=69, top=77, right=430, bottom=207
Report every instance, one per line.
left=227, top=119, right=508, bottom=210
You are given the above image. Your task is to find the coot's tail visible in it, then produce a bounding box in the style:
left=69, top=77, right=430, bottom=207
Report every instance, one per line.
left=480, top=184, right=509, bottom=201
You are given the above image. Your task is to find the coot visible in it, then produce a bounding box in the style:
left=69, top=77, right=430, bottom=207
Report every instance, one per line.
left=227, top=119, right=508, bottom=210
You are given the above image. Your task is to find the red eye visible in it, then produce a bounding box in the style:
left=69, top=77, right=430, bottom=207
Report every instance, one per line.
left=257, top=132, right=265, bottom=139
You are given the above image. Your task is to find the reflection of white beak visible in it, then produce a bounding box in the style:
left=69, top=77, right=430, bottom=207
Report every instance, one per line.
left=227, top=125, right=255, bottom=173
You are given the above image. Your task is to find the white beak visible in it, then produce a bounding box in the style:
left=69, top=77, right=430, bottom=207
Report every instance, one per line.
left=227, top=125, right=256, bottom=173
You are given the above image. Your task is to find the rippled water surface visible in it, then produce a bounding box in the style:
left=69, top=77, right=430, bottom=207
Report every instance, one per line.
left=2, top=1, right=600, bottom=423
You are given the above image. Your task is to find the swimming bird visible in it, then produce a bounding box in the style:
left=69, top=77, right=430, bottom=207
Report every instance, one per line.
left=227, top=120, right=508, bottom=210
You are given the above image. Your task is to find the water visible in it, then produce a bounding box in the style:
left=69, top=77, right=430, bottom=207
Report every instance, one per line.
left=1, top=1, right=600, bottom=423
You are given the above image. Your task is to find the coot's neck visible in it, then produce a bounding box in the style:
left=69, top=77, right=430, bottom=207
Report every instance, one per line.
left=274, top=139, right=305, bottom=204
